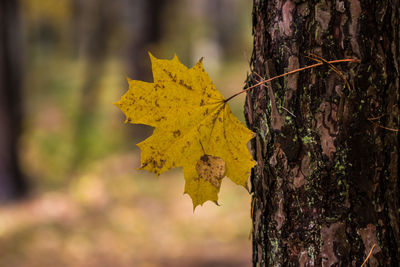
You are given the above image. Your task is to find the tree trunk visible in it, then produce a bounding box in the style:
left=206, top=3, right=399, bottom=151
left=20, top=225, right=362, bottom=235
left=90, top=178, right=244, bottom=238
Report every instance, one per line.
left=0, top=0, right=28, bottom=202
left=71, top=0, right=112, bottom=169
left=245, top=0, right=399, bottom=266
left=121, top=0, right=166, bottom=80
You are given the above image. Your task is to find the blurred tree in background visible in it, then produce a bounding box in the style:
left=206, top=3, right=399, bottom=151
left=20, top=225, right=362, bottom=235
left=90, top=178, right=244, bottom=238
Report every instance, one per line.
left=72, top=0, right=167, bottom=169
left=71, top=0, right=117, bottom=170
left=0, top=0, right=28, bottom=202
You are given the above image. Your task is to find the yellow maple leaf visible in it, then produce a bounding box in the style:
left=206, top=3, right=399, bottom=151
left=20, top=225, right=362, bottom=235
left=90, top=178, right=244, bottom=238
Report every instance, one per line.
left=115, top=53, right=255, bottom=209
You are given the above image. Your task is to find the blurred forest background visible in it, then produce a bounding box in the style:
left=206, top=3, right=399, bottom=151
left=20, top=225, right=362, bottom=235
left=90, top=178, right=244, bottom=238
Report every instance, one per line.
left=0, top=0, right=253, bottom=266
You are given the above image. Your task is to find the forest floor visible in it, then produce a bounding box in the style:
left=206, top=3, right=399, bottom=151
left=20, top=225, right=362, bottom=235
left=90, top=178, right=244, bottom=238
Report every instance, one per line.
left=0, top=152, right=252, bottom=267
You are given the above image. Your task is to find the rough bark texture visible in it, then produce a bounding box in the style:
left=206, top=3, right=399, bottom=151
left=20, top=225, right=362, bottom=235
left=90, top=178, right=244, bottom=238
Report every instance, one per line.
left=245, top=0, right=399, bottom=266
left=0, top=0, right=27, bottom=202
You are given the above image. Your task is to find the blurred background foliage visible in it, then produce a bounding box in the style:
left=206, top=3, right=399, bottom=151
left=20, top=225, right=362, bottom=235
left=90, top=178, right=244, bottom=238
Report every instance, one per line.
left=0, top=0, right=253, bottom=266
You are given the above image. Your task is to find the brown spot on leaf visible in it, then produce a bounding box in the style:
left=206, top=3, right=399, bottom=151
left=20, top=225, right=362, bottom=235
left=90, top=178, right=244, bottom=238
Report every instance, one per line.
left=179, top=79, right=193, bottom=90
left=173, top=130, right=181, bottom=137
left=155, top=116, right=166, bottom=122
left=157, top=159, right=166, bottom=170
left=196, top=154, right=226, bottom=188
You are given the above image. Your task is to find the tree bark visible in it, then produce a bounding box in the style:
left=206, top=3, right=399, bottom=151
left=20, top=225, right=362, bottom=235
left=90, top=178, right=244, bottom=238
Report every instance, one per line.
left=245, top=0, right=399, bottom=266
left=0, top=0, right=28, bottom=202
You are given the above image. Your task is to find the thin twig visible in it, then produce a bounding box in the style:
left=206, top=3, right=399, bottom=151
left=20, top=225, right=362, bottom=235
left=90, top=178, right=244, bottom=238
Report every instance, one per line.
left=306, top=53, right=352, bottom=91
left=225, top=58, right=360, bottom=103
left=281, top=106, right=296, bottom=117
left=252, top=71, right=266, bottom=83
left=368, top=114, right=385, bottom=120
left=368, top=119, right=399, bottom=132
left=361, top=243, right=376, bottom=267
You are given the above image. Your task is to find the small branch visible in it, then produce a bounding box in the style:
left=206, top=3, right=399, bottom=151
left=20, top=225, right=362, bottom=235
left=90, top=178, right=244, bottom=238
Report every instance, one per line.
left=368, top=119, right=399, bottom=132
left=281, top=106, right=296, bottom=117
left=306, top=53, right=352, bottom=91
left=225, top=58, right=360, bottom=103
left=361, top=243, right=376, bottom=267
left=368, top=114, right=385, bottom=120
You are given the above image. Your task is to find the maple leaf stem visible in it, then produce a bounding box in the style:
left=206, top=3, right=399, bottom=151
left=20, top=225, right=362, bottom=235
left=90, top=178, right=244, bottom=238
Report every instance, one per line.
left=224, top=58, right=360, bottom=103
